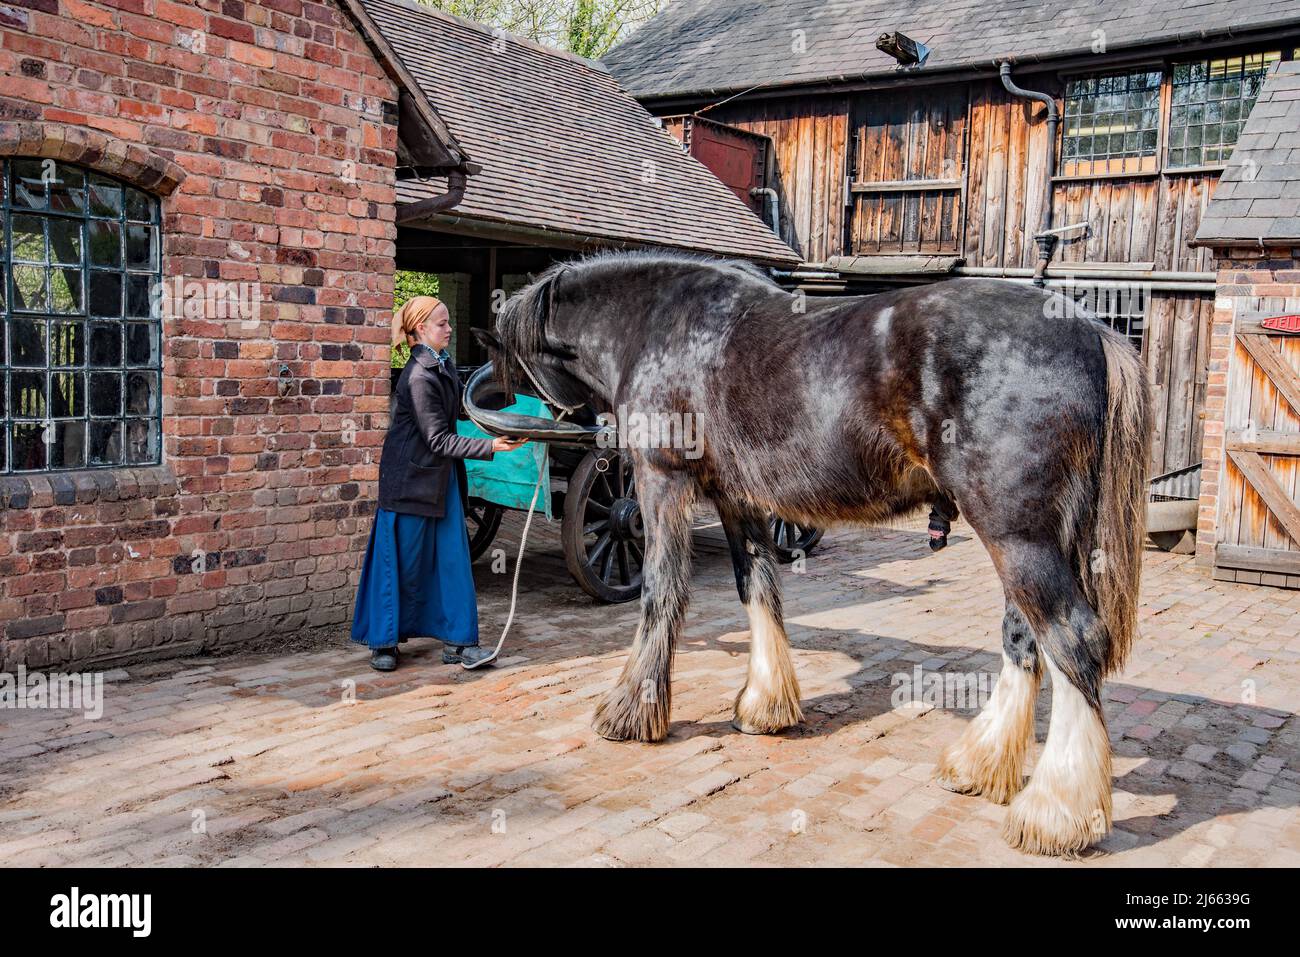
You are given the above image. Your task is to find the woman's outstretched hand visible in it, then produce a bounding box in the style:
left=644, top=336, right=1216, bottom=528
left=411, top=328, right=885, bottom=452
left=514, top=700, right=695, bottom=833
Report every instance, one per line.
left=491, top=436, right=529, bottom=453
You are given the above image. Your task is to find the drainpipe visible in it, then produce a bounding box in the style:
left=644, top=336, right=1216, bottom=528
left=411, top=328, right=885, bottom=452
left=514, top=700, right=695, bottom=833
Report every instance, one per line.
left=999, top=61, right=1058, bottom=285
left=396, top=168, right=469, bottom=224
left=750, top=186, right=781, bottom=234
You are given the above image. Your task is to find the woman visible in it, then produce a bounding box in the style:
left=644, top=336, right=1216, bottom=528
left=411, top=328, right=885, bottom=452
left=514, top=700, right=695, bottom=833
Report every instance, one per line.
left=351, top=296, right=526, bottom=671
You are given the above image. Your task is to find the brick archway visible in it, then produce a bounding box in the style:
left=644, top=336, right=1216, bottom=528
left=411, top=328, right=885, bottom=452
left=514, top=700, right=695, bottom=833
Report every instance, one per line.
left=0, top=121, right=186, bottom=196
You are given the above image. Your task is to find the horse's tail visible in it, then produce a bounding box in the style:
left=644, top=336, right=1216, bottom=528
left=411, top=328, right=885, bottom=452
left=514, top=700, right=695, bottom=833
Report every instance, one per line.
left=1083, top=329, right=1152, bottom=677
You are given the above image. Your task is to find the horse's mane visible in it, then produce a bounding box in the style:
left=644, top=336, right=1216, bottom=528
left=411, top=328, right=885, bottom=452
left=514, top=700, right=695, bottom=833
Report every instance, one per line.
left=570, top=248, right=781, bottom=288
left=495, top=249, right=780, bottom=369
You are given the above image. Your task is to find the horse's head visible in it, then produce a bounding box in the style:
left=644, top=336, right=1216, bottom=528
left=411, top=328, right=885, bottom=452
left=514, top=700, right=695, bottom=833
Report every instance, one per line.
left=472, top=262, right=594, bottom=413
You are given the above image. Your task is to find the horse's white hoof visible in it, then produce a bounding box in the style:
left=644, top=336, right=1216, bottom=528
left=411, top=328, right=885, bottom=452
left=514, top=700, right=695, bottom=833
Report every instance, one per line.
left=1003, top=785, right=1108, bottom=857
left=730, top=717, right=767, bottom=735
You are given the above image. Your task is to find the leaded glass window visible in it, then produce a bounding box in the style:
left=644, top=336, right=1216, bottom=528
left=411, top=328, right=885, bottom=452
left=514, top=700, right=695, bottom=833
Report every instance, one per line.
left=1061, top=69, right=1162, bottom=176
left=1168, top=51, right=1281, bottom=167
left=2, top=159, right=162, bottom=473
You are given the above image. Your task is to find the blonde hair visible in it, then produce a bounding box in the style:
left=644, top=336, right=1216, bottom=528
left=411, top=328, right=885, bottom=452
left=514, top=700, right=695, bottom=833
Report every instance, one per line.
left=391, top=295, right=445, bottom=348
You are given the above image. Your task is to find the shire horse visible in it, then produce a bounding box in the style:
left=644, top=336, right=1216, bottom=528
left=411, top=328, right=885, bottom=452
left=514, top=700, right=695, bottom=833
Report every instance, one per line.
left=475, top=251, right=1150, bottom=856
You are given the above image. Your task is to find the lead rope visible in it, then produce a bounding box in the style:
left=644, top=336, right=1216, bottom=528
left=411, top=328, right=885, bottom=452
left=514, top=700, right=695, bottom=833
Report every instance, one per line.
left=461, top=388, right=575, bottom=671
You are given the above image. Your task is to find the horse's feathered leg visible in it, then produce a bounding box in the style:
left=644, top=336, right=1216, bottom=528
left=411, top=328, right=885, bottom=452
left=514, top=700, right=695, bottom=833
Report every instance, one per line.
left=937, top=603, right=1041, bottom=804
left=969, top=539, right=1114, bottom=856
left=591, top=467, right=694, bottom=743
left=1001, top=561, right=1113, bottom=856
left=719, top=503, right=803, bottom=735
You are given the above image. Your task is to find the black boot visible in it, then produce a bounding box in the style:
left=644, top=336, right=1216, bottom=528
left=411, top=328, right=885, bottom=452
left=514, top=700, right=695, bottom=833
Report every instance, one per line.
left=442, top=643, right=496, bottom=667
left=370, top=646, right=399, bottom=671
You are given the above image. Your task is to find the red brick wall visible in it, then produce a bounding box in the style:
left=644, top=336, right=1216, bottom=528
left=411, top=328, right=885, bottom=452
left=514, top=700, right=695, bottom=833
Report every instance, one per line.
left=1196, top=247, right=1300, bottom=565
left=0, top=0, right=397, bottom=668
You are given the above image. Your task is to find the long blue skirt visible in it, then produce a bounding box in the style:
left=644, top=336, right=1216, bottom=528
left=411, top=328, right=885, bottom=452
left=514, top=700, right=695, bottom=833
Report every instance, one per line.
left=350, top=475, right=479, bottom=650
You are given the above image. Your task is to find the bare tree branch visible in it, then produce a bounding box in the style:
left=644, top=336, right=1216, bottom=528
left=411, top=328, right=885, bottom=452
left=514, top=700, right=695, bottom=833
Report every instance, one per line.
left=418, top=0, right=667, bottom=57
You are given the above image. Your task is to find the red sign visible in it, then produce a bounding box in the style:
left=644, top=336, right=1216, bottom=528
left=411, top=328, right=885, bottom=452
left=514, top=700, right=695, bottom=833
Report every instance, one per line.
left=1261, top=314, right=1300, bottom=334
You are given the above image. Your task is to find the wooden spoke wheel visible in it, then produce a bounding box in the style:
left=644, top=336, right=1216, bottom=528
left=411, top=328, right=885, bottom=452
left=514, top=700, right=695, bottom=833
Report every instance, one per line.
left=465, top=496, right=505, bottom=563
left=769, top=515, right=824, bottom=563
left=563, top=451, right=644, bottom=603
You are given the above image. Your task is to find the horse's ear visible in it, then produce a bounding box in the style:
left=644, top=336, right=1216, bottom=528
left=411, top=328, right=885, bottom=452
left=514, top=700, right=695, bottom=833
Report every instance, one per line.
left=532, top=267, right=562, bottom=328
left=472, top=327, right=502, bottom=353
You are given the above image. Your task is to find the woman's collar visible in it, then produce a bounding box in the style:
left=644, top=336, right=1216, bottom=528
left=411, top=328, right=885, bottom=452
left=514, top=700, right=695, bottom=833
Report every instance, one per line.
left=410, top=343, right=450, bottom=368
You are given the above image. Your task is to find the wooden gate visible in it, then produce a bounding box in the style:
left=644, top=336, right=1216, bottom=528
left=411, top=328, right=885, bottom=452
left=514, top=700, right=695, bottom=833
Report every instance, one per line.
left=1215, top=299, right=1300, bottom=585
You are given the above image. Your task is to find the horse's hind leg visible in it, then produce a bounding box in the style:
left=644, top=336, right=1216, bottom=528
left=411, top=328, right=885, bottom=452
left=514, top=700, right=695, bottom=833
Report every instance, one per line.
left=995, top=545, right=1113, bottom=855
left=719, top=504, right=803, bottom=735
left=936, top=603, right=1041, bottom=804
left=1004, top=614, right=1112, bottom=855
left=591, top=468, right=694, bottom=743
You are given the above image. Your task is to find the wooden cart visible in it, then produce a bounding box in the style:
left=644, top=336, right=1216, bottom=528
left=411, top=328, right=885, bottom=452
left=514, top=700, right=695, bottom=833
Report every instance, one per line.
left=459, top=365, right=822, bottom=603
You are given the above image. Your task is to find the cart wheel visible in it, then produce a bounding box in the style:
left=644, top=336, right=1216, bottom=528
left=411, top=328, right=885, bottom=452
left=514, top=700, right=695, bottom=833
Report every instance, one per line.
left=769, top=515, right=823, bottom=563
left=563, top=450, right=644, bottom=603
left=466, top=497, right=504, bottom=563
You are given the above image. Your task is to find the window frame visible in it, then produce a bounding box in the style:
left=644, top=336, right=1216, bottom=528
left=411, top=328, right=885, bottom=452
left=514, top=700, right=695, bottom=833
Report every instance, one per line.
left=1166, top=49, right=1282, bottom=171
left=1059, top=66, right=1164, bottom=178
left=1054, top=41, right=1300, bottom=183
left=1, top=158, right=164, bottom=475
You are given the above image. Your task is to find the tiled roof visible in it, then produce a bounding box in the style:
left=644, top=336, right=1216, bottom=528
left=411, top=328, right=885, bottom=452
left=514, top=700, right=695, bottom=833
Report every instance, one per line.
left=603, top=0, right=1300, bottom=99
left=358, top=0, right=800, bottom=265
left=1196, top=61, right=1300, bottom=245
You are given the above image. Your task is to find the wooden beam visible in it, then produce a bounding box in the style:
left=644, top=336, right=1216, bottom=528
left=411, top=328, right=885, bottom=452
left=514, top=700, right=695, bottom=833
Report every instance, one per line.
left=850, top=179, right=961, bottom=193
left=1227, top=449, right=1300, bottom=545
left=1215, top=543, right=1300, bottom=577
left=1237, top=333, right=1300, bottom=416
left=1226, top=430, right=1300, bottom=456
left=1238, top=320, right=1300, bottom=335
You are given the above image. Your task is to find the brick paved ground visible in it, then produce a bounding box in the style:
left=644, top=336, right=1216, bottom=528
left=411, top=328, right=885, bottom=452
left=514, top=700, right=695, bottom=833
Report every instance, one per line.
left=2, top=513, right=1298, bottom=867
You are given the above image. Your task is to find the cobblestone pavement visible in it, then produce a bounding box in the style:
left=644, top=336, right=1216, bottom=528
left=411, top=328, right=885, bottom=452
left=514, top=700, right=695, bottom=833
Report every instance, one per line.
left=2, top=513, right=1298, bottom=867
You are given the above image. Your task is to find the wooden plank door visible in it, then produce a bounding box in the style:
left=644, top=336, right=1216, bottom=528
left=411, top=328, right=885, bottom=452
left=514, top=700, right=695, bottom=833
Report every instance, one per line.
left=848, top=87, right=967, bottom=255
left=1215, top=299, right=1300, bottom=586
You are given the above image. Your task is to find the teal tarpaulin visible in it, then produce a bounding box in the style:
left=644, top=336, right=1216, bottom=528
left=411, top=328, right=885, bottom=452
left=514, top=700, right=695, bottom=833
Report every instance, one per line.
left=457, top=395, right=551, bottom=518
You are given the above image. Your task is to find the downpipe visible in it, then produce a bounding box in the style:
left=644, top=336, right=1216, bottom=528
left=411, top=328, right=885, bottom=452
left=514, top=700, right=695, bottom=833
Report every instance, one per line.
left=396, top=169, right=469, bottom=224
left=999, top=61, right=1059, bottom=286
left=750, top=186, right=781, bottom=234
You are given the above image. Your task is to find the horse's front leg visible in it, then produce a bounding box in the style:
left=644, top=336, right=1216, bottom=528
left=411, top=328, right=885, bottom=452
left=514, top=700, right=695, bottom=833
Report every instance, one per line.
left=591, top=467, right=694, bottom=743
left=719, top=503, right=803, bottom=734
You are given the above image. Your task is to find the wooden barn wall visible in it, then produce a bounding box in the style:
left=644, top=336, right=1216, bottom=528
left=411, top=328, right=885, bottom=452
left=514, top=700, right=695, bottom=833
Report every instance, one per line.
left=694, top=78, right=1217, bottom=474
left=961, top=77, right=1219, bottom=473
left=849, top=87, right=967, bottom=254
left=963, top=79, right=1216, bottom=272
left=1147, top=294, right=1215, bottom=474
left=709, top=96, right=849, bottom=265
left=963, top=79, right=1053, bottom=270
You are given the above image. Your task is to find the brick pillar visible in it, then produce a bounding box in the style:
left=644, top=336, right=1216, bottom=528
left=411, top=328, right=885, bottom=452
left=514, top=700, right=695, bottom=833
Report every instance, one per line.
left=1195, top=245, right=1300, bottom=566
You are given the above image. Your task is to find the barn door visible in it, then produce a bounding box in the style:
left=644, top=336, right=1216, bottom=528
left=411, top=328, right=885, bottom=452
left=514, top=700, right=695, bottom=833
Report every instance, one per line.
left=1215, top=300, right=1300, bottom=585
left=848, top=88, right=967, bottom=254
